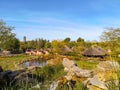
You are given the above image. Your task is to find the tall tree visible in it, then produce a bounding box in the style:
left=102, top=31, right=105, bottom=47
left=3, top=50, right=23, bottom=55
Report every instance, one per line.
left=100, top=28, right=120, bottom=54
left=100, top=28, right=120, bottom=41
left=0, top=20, right=19, bottom=50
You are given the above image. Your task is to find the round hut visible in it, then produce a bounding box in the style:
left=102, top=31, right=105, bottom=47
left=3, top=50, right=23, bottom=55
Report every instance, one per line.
left=82, top=47, right=106, bottom=58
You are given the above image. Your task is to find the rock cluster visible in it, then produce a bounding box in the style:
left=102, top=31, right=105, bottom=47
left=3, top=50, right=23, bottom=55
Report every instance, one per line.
left=62, top=58, right=93, bottom=80
left=86, top=61, right=119, bottom=90
left=62, top=58, right=120, bottom=90
left=0, top=66, right=37, bottom=89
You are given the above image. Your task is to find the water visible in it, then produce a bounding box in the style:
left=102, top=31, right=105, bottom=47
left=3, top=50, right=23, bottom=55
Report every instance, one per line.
left=19, top=60, right=47, bottom=68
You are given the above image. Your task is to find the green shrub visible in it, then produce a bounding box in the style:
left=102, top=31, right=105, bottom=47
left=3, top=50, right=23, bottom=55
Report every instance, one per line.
left=74, top=83, right=87, bottom=90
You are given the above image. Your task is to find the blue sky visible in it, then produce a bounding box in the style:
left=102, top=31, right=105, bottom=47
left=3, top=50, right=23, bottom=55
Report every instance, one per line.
left=0, top=0, right=120, bottom=41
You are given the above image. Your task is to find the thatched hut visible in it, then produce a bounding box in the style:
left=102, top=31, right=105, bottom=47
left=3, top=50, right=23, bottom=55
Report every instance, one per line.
left=62, top=45, right=72, bottom=52
left=61, top=45, right=72, bottom=55
left=82, top=47, right=106, bottom=58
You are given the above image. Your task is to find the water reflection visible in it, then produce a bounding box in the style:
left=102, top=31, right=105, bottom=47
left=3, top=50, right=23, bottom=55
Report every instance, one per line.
left=19, top=60, right=46, bottom=68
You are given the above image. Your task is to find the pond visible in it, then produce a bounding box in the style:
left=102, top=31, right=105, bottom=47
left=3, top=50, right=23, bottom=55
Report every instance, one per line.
left=19, top=60, right=47, bottom=68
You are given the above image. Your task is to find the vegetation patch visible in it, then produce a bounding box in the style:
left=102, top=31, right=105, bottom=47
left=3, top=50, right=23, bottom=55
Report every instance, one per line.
left=0, top=54, right=38, bottom=70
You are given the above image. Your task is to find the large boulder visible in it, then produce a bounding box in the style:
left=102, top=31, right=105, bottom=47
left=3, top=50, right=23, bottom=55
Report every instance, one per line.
left=62, top=58, right=77, bottom=69
left=71, top=66, right=93, bottom=78
left=97, top=61, right=120, bottom=71
left=87, top=75, right=108, bottom=90
left=0, top=71, right=11, bottom=87
left=8, top=70, right=25, bottom=80
left=62, top=58, right=93, bottom=81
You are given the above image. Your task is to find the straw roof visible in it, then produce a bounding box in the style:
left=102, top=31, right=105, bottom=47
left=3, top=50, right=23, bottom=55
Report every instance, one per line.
left=62, top=45, right=72, bottom=52
left=82, top=47, right=106, bottom=57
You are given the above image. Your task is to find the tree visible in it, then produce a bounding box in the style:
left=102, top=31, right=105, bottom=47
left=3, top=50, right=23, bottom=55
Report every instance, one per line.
left=64, top=37, right=71, bottom=42
left=100, top=28, right=120, bottom=54
left=0, top=20, right=19, bottom=51
left=44, top=41, right=51, bottom=48
left=100, top=28, right=120, bottom=41
left=51, top=40, right=65, bottom=53
left=5, top=38, right=20, bottom=51
left=77, top=37, right=84, bottom=42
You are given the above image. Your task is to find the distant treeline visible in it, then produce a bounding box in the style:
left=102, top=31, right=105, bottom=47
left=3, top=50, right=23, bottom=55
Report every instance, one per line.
left=0, top=20, right=120, bottom=55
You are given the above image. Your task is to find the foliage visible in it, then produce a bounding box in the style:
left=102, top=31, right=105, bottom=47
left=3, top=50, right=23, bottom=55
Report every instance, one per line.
left=5, top=38, right=20, bottom=51
left=34, top=64, right=64, bottom=81
left=100, top=28, right=120, bottom=41
left=105, top=69, right=120, bottom=90
left=64, top=37, right=71, bottom=42
left=0, top=20, right=20, bottom=51
left=0, top=54, right=38, bottom=70
left=106, top=80, right=118, bottom=90
left=51, top=40, right=65, bottom=53
left=74, top=83, right=87, bottom=90
left=100, top=28, right=120, bottom=55
left=65, top=51, right=78, bottom=56
left=20, top=38, right=50, bottom=52
left=77, top=37, right=84, bottom=42
left=33, top=64, right=65, bottom=89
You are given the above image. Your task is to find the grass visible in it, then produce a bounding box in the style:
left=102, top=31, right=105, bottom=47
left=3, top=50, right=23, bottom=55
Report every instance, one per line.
left=75, top=60, right=98, bottom=70
left=31, top=64, right=66, bottom=89
left=1, top=54, right=119, bottom=89
left=0, top=54, right=38, bottom=70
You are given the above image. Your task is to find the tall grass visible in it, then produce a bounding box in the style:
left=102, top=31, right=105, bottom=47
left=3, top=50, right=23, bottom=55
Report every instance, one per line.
left=1, top=64, right=65, bottom=90
left=105, top=56, right=120, bottom=90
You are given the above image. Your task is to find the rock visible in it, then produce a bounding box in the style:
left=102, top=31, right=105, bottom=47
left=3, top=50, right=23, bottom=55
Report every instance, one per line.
left=62, top=58, right=120, bottom=90
left=62, top=58, right=92, bottom=78
left=64, top=75, right=72, bottom=81
left=62, top=58, right=77, bottom=69
left=27, top=66, right=40, bottom=71
left=9, top=70, right=25, bottom=79
left=86, top=61, right=120, bottom=90
left=0, top=66, right=3, bottom=72
left=57, top=76, right=67, bottom=85
left=88, top=76, right=107, bottom=90
left=0, top=71, right=10, bottom=85
left=97, top=61, right=120, bottom=71
left=64, top=67, right=69, bottom=72
left=96, top=71, right=118, bottom=82
left=2, top=50, right=11, bottom=55
left=71, top=66, right=93, bottom=78
left=87, top=84, right=103, bottom=90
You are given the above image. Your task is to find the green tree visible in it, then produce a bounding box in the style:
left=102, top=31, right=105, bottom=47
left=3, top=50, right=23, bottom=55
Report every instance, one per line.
left=64, top=37, right=71, bottom=42
left=77, top=37, right=84, bottom=42
left=44, top=41, right=51, bottom=48
left=0, top=20, right=19, bottom=51
left=5, top=38, right=20, bottom=51
left=51, top=40, right=65, bottom=53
